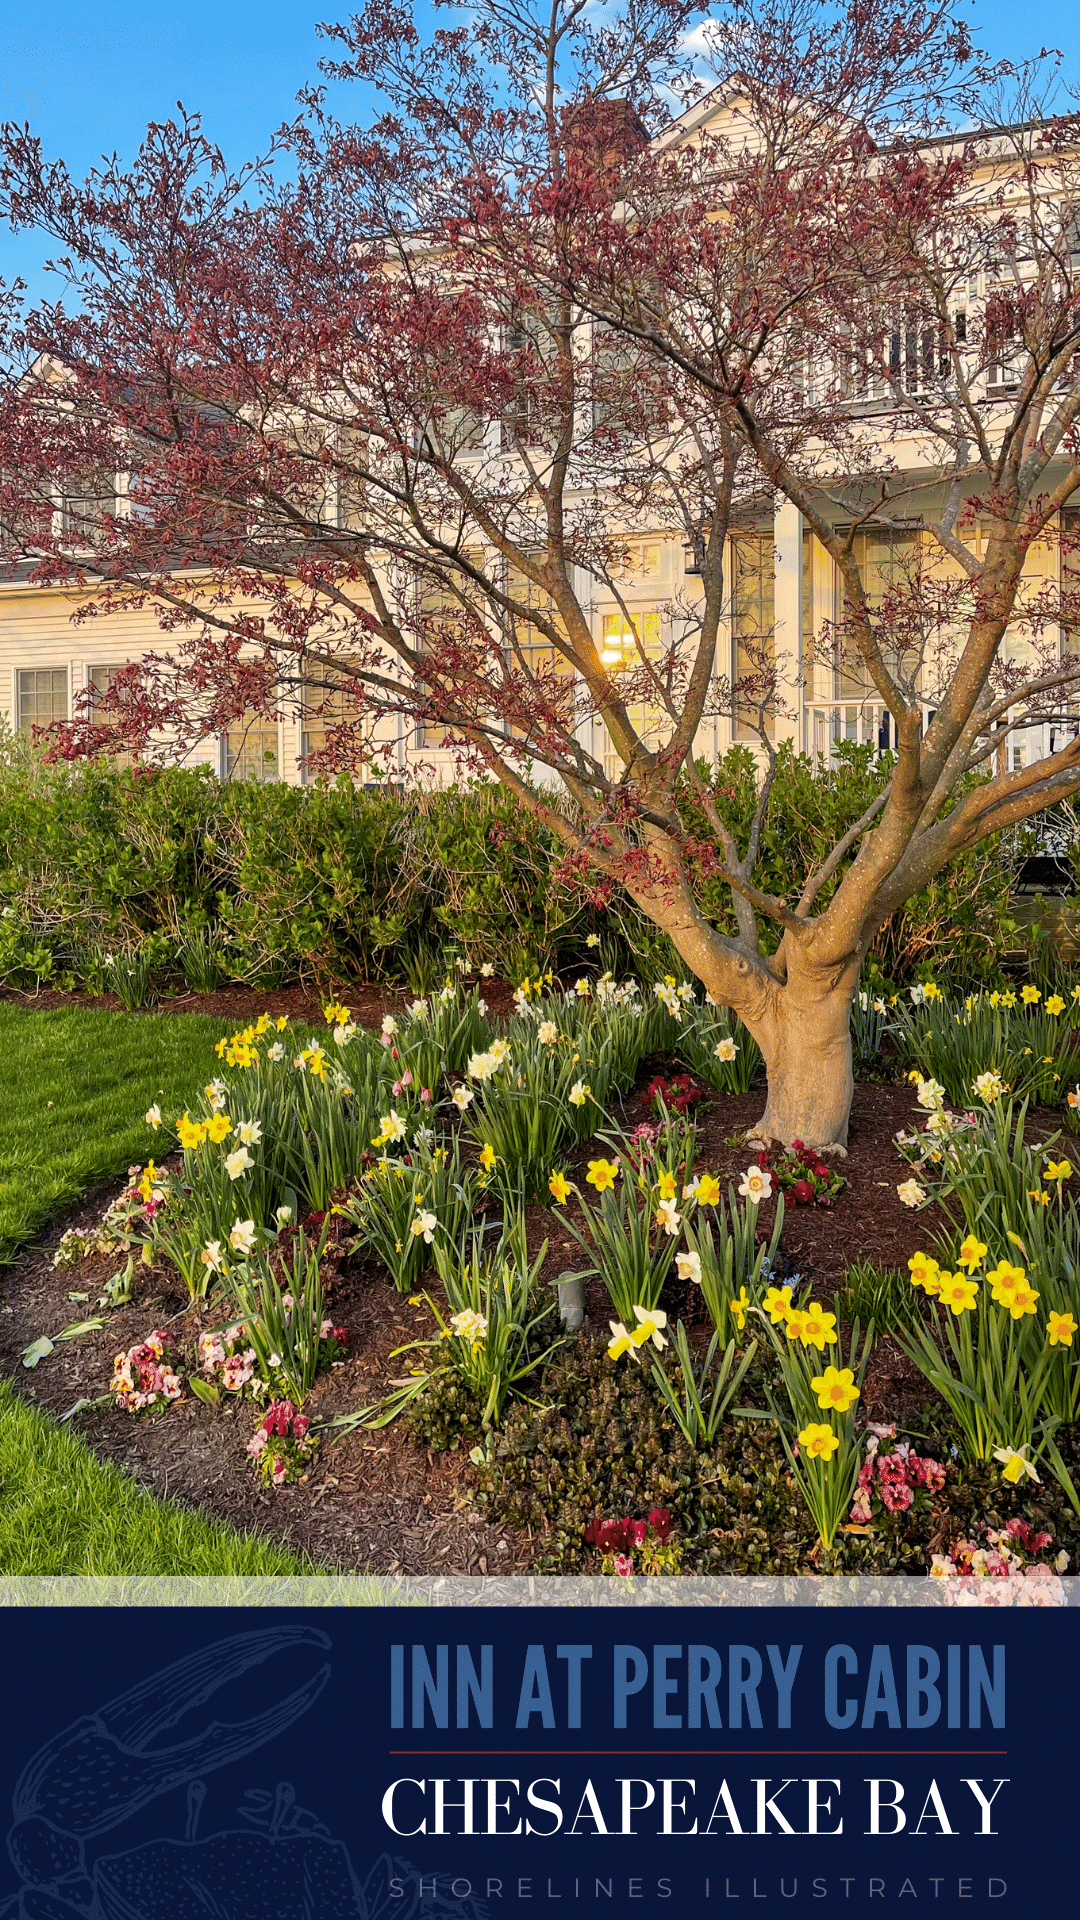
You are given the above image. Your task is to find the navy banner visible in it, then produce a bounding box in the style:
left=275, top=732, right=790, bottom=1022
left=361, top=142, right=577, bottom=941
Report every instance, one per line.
left=0, top=1595, right=1074, bottom=1918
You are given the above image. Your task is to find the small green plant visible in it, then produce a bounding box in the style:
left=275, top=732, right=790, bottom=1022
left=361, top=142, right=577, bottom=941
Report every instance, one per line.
left=417, top=1213, right=566, bottom=1427
left=108, top=944, right=165, bottom=1011
left=895, top=1246, right=1078, bottom=1510
left=674, top=1006, right=763, bottom=1093
left=218, top=1225, right=342, bottom=1406
left=678, top=1185, right=785, bottom=1340
left=559, top=1161, right=677, bottom=1323
left=834, top=1260, right=922, bottom=1334
left=180, top=926, right=225, bottom=993
left=650, top=1324, right=758, bottom=1449
left=341, top=1137, right=474, bottom=1291
left=760, top=1305, right=874, bottom=1551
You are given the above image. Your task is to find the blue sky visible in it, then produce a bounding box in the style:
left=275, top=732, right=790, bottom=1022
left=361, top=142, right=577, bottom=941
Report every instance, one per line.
left=2, top=0, right=1078, bottom=305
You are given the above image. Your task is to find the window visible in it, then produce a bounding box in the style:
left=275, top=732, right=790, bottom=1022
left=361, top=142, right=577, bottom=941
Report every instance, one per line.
left=223, top=720, right=279, bottom=783
left=17, top=667, right=67, bottom=735
left=599, top=608, right=663, bottom=777
left=301, top=660, right=360, bottom=778
left=503, top=563, right=575, bottom=735
left=730, top=533, right=775, bottom=740
left=60, top=473, right=116, bottom=545
left=87, top=663, right=127, bottom=724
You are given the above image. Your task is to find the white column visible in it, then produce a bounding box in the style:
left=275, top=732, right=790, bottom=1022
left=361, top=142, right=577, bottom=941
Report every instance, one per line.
left=773, top=498, right=802, bottom=749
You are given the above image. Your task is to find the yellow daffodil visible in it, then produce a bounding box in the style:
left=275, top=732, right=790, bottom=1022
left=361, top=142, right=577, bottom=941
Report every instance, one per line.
left=937, top=1272, right=979, bottom=1314
left=728, top=1286, right=750, bottom=1331
left=784, top=1308, right=809, bottom=1343
left=586, top=1158, right=619, bottom=1193
left=548, top=1171, right=570, bottom=1205
left=1021, top=985, right=1041, bottom=1004
left=656, top=1169, right=677, bottom=1200
left=800, top=1301, right=837, bottom=1348
left=137, top=1161, right=160, bottom=1202
left=1047, top=1310, right=1077, bottom=1347
left=176, top=1112, right=207, bottom=1150
left=204, top=1113, right=232, bottom=1144
left=923, top=981, right=942, bottom=1001
left=479, top=1143, right=496, bottom=1173
left=695, top=1173, right=721, bottom=1207
left=1001, top=1281, right=1040, bottom=1319
left=907, top=1250, right=941, bottom=1292
left=763, top=1285, right=793, bottom=1324
left=1028, top=1190, right=1051, bottom=1206
left=811, top=1365, right=860, bottom=1413
left=1046, top=994, right=1066, bottom=1015
left=957, top=1235, right=987, bottom=1272
left=797, top=1422, right=840, bottom=1461
left=1045, top=1159, right=1072, bottom=1183
left=1001, top=991, right=1016, bottom=1008
left=987, top=1260, right=1027, bottom=1304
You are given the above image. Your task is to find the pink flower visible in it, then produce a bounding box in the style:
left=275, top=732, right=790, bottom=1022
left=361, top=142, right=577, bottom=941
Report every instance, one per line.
left=613, top=1554, right=634, bottom=1578
left=881, top=1480, right=914, bottom=1513
left=850, top=1491, right=872, bottom=1524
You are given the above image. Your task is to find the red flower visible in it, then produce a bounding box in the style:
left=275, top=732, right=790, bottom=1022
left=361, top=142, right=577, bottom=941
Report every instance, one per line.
left=792, top=1179, right=814, bottom=1205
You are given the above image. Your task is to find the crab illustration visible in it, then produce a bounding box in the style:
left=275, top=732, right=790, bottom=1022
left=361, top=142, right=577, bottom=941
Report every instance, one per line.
left=3, top=1625, right=335, bottom=1920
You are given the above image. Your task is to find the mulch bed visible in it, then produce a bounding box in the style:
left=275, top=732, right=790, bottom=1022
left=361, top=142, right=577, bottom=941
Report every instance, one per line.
left=1, top=1044, right=1006, bottom=1573
left=2, top=980, right=1071, bottom=1573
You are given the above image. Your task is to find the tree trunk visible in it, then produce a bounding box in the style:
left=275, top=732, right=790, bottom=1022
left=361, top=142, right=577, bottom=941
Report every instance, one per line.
left=742, top=961, right=858, bottom=1156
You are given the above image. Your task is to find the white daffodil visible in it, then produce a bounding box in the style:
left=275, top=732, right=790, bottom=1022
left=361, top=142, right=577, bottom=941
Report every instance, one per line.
left=267, top=1042, right=285, bottom=1061
left=144, top=1103, right=162, bottom=1129
left=568, top=1080, right=590, bottom=1107
left=537, top=1020, right=559, bottom=1045
left=607, top=1319, right=640, bottom=1363
left=201, top=1240, right=224, bottom=1273
left=632, top=1303, right=669, bottom=1350
left=381, top=1014, right=398, bottom=1037
left=656, top=1197, right=681, bottom=1236
left=236, top=1119, right=263, bottom=1146
left=915, top=1077, right=946, bottom=1111
left=676, top=1250, right=702, bottom=1285
left=333, top=1022, right=357, bottom=1046
left=973, top=1069, right=1006, bottom=1104
left=410, top=1209, right=438, bottom=1245
left=450, top=1308, right=487, bottom=1344
left=204, top=1079, right=228, bottom=1111
left=228, top=1218, right=257, bottom=1255
left=992, top=1444, right=1041, bottom=1486
left=897, top=1179, right=927, bottom=1208
left=481, top=962, right=494, bottom=977
left=738, top=1165, right=773, bottom=1204
left=713, top=1036, right=737, bottom=1062
left=224, top=1147, right=255, bottom=1181
left=451, top=1084, right=475, bottom=1112
left=380, top=1111, right=408, bottom=1142
left=275, top=1206, right=293, bottom=1229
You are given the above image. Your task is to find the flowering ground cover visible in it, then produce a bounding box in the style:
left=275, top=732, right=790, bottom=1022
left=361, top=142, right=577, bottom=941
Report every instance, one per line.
left=1, top=971, right=1077, bottom=1584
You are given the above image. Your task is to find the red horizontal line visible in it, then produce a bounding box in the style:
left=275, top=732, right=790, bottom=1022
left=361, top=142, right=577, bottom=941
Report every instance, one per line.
left=388, top=1750, right=1008, bottom=1758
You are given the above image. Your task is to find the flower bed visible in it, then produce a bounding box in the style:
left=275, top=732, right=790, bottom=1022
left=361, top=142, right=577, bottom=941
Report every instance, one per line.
left=1, top=970, right=1078, bottom=1582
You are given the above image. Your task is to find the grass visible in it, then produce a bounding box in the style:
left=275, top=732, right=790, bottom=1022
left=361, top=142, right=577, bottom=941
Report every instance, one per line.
left=0, top=1002, right=321, bottom=1263
left=0, top=1003, right=312, bottom=1575
left=0, top=1380, right=306, bottom=1574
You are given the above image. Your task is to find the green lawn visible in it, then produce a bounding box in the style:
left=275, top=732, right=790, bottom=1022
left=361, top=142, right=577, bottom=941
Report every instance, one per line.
left=0, top=1379, right=307, bottom=1574
left=0, top=1003, right=311, bottom=1575
left=0, top=1003, right=239, bottom=1262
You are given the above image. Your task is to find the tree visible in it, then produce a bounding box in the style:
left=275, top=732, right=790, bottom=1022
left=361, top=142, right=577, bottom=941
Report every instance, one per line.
left=1, top=0, right=1078, bottom=1150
